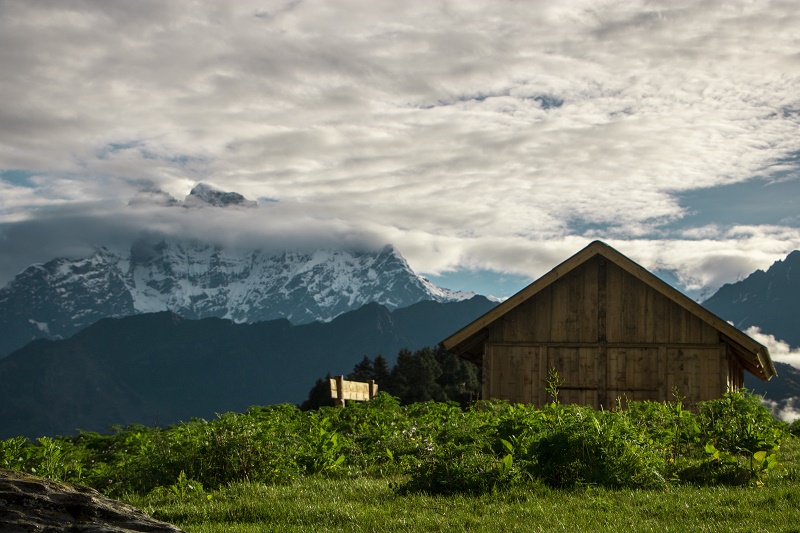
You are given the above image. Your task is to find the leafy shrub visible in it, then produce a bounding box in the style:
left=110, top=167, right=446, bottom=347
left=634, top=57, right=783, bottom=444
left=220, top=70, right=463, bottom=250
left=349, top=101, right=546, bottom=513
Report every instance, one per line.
left=400, top=446, right=518, bottom=495
left=0, top=436, right=28, bottom=470
left=697, top=390, right=786, bottom=456
left=398, top=401, right=522, bottom=494
left=676, top=390, right=788, bottom=486
left=530, top=405, right=666, bottom=489
left=625, top=399, right=700, bottom=462
left=0, top=389, right=791, bottom=496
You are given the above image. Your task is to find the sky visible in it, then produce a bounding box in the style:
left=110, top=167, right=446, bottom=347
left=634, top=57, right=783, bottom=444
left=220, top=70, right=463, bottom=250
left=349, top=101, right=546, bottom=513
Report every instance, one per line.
left=1, top=2, right=799, bottom=311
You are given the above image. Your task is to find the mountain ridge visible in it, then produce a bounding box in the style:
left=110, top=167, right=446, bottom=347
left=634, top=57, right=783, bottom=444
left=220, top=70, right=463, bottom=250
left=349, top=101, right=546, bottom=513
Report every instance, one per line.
left=0, top=241, right=475, bottom=358
left=0, top=296, right=497, bottom=439
left=702, top=249, right=800, bottom=348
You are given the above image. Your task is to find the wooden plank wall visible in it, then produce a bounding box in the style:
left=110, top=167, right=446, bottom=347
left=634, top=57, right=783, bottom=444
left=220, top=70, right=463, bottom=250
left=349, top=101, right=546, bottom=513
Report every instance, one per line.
left=665, top=347, right=726, bottom=402
left=727, top=351, right=744, bottom=390
left=548, top=346, right=598, bottom=407
left=606, top=347, right=660, bottom=404
left=486, top=344, right=729, bottom=407
left=485, top=345, right=538, bottom=404
left=605, top=262, right=719, bottom=345
left=489, top=259, right=598, bottom=344
left=482, top=256, right=733, bottom=408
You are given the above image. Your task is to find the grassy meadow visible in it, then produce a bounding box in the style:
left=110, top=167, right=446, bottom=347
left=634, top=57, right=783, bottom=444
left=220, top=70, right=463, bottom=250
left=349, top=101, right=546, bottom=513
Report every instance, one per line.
left=2, top=390, right=799, bottom=531
left=127, top=472, right=800, bottom=532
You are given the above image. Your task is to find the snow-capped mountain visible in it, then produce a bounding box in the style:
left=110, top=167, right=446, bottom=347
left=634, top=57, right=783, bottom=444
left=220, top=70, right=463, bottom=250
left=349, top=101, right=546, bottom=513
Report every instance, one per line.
left=128, top=182, right=257, bottom=208
left=181, top=182, right=258, bottom=208
left=0, top=239, right=475, bottom=358
left=0, top=183, right=476, bottom=357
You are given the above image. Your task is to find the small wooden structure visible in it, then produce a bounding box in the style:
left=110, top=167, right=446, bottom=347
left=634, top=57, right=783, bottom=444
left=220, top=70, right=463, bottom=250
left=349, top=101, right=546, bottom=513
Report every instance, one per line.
left=442, top=241, right=776, bottom=408
left=330, top=376, right=378, bottom=407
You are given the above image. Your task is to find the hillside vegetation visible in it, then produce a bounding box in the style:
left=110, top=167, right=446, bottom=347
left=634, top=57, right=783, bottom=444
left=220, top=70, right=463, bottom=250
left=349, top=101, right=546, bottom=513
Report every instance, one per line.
left=1, top=389, right=799, bottom=530
left=2, top=390, right=796, bottom=494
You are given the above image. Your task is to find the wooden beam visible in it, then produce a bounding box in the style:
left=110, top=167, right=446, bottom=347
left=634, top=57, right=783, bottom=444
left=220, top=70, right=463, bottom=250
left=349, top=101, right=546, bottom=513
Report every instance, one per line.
left=597, top=258, right=608, bottom=408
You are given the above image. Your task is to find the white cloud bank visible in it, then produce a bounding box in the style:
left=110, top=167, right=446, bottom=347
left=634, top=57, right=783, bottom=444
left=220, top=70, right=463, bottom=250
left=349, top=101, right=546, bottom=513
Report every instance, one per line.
left=762, top=397, right=800, bottom=423
left=745, top=326, right=800, bottom=370
left=743, top=327, right=800, bottom=422
left=1, top=0, right=800, bottom=294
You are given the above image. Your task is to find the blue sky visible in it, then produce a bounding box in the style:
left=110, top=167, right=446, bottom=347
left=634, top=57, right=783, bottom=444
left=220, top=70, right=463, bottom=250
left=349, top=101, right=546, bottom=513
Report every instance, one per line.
left=670, top=175, right=800, bottom=230
left=426, top=269, right=533, bottom=301
left=0, top=0, right=799, bottom=309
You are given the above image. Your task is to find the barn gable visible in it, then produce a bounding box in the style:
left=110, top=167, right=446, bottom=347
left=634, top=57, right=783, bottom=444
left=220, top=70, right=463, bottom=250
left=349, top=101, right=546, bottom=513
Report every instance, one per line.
left=442, top=241, right=776, bottom=408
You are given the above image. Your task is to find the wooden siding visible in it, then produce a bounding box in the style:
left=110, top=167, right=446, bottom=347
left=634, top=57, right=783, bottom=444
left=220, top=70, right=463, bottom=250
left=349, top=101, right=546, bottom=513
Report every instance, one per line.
left=727, top=349, right=745, bottom=390
left=605, top=261, right=719, bottom=345
left=488, top=258, right=599, bottom=344
left=480, top=256, right=733, bottom=408
left=484, top=343, right=730, bottom=408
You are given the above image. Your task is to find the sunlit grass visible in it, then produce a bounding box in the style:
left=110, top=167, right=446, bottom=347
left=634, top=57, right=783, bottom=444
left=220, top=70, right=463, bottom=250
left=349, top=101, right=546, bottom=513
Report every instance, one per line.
left=125, top=439, right=800, bottom=533
left=4, top=392, right=798, bottom=531
left=126, top=477, right=800, bottom=533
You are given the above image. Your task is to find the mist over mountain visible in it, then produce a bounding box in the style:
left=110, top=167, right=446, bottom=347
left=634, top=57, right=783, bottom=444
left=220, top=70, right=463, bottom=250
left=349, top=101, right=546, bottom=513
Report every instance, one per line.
left=128, top=182, right=258, bottom=209
left=745, top=361, right=800, bottom=406
left=0, top=184, right=481, bottom=358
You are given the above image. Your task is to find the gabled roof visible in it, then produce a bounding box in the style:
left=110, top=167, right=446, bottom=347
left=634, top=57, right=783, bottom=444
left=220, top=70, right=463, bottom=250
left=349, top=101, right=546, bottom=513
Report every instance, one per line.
left=442, top=241, right=776, bottom=381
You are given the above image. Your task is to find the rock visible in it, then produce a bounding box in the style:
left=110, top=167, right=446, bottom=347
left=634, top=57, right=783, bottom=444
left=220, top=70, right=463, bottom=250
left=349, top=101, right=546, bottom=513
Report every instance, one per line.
left=0, top=469, right=185, bottom=533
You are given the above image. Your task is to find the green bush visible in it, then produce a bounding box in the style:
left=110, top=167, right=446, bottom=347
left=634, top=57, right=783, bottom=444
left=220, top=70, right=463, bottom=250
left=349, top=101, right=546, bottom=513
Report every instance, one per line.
left=398, top=401, right=524, bottom=494
left=672, top=390, right=785, bottom=486
left=530, top=405, right=666, bottom=489
left=0, top=436, right=28, bottom=470
left=0, top=390, right=791, bottom=497
left=400, top=446, right=518, bottom=495
left=697, top=390, right=786, bottom=456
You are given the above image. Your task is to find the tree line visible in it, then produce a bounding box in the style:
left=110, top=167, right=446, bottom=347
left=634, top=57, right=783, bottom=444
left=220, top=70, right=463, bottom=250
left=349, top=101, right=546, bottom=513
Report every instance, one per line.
left=302, top=345, right=481, bottom=409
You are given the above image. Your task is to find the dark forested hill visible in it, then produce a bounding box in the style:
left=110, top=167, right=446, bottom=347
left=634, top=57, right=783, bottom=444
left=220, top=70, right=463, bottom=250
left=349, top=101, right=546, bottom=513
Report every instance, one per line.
left=0, top=296, right=496, bottom=439
left=745, top=361, right=800, bottom=406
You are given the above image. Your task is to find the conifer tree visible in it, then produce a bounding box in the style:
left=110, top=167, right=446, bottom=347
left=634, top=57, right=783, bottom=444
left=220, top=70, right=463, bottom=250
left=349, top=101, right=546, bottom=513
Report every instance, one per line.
left=372, top=354, right=390, bottom=386
left=300, top=372, right=334, bottom=410
left=348, top=355, right=375, bottom=382
left=302, top=347, right=481, bottom=409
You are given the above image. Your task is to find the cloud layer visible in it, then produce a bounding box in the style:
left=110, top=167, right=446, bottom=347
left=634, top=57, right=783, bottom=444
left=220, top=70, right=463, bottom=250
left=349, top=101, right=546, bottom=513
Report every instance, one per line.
left=1, top=0, right=800, bottom=298
left=745, top=327, right=800, bottom=370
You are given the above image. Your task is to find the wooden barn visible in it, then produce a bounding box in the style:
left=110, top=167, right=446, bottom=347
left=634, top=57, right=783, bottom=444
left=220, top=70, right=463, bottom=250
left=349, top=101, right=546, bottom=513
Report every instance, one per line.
left=442, top=241, right=776, bottom=408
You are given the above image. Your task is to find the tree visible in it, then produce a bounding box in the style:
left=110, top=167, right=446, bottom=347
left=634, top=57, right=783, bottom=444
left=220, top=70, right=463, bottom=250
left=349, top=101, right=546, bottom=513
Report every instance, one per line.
left=434, top=345, right=480, bottom=406
left=348, top=355, right=375, bottom=382
left=372, top=355, right=390, bottom=386
left=300, top=373, right=334, bottom=410
left=301, top=347, right=481, bottom=409
left=391, top=347, right=445, bottom=404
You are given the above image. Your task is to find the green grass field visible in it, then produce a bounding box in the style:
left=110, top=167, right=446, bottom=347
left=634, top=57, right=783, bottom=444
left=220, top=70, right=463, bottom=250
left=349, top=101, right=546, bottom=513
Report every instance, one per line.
left=3, top=391, right=800, bottom=531
left=126, top=460, right=800, bottom=532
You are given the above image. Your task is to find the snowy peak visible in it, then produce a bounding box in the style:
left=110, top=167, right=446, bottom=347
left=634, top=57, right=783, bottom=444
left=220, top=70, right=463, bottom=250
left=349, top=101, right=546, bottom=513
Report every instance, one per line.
left=0, top=241, right=475, bottom=357
left=127, top=183, right=257, bottom=209
left=183, top=183, right=257, bottom=208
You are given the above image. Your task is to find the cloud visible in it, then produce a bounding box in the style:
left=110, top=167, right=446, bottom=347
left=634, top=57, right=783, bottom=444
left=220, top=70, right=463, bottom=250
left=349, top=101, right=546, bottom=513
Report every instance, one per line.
left=761, top=397, right=800, bottom=423
left=1, top=1, right=800, bottom=295
left=745, top=326, right=800, bottom=370
left=0, top=198, right=389, bottom=283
